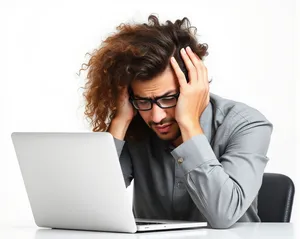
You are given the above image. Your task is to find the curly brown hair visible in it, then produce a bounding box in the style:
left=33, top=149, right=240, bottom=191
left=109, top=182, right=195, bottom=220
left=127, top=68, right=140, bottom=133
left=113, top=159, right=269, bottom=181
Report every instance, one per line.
left=79, top=14, right=209, bottom=141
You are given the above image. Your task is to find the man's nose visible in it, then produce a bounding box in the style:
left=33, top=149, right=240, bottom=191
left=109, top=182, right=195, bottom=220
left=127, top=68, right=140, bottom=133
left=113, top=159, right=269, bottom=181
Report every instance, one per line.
left=151, top=103, right=167, bottom=124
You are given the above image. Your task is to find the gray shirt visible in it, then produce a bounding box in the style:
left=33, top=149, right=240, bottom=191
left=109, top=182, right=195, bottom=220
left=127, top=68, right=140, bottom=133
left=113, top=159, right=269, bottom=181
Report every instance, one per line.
left=113, top=92, right=273, bottom=228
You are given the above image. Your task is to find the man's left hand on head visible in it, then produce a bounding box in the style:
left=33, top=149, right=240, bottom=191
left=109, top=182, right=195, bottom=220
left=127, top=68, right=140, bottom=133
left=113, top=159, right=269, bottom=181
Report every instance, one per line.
left=170, top=46, right=210, bottom=130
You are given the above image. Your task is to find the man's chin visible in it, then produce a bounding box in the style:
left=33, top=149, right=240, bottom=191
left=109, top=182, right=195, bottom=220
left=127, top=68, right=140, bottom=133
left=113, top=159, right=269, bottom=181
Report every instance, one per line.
left=157, top=133, right=174, bottom=141
left=155, top=130, right=180, bottom=142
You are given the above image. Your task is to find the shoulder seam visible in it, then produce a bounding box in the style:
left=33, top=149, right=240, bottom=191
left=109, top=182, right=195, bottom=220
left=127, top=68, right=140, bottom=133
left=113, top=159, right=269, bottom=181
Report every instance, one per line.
left=215, top=106, right=226, bottom=117
left=230, top=109, right=251, bottom=124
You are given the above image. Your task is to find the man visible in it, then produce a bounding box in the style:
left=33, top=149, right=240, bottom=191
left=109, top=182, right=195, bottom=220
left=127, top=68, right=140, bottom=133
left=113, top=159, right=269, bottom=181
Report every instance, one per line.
left=81, top=15, right=273, bottom=228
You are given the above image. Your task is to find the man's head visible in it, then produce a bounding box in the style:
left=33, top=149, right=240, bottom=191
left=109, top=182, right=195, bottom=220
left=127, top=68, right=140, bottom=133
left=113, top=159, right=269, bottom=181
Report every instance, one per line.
left=130, top=66, right=181, bottom=141
left=81, top=14, right=209, bottom=141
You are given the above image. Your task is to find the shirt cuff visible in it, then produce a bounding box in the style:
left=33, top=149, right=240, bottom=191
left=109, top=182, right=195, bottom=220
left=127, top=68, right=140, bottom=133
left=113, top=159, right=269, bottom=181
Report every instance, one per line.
left=113, top=137, right=125, bottom=157
left=170, top=134, right=218, bottom=174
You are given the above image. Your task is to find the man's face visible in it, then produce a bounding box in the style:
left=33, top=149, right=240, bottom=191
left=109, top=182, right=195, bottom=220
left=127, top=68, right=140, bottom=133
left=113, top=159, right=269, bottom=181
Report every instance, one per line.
left=131, top=66, right=181, bottom=141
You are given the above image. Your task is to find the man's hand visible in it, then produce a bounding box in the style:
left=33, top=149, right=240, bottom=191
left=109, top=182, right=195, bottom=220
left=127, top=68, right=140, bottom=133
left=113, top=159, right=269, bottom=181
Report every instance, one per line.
left=170, top=46, right=210, bottom=141
left=114, top=86, right=136, bottom=122
left=108, top=86, right=136, bottom=140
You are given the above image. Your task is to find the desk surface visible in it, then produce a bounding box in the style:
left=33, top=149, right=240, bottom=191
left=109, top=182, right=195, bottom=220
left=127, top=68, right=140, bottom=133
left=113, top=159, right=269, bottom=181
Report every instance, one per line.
left=0, top=223, right=296, bottom=239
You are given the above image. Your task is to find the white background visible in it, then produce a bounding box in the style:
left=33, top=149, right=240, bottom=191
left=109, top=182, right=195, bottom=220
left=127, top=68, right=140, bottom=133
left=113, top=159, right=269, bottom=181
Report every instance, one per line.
left=0, top=0, right=299, bottom=232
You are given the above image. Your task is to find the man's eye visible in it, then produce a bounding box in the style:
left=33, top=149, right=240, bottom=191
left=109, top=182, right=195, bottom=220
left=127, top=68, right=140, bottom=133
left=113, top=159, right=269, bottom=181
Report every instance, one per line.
left=137, top=100, right=149, bottom=104
left=161, top=97, right=174, bottom=101
left=160, top=97, right=175, bottom=102
left=159, top=97, right=177, bottom=106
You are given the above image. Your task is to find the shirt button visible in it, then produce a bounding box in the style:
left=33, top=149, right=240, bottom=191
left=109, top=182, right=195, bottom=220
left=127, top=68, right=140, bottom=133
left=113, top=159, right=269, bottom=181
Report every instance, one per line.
left=177, top=158, right=183, bottom=164
left=177, top=182, right=183, bottom=188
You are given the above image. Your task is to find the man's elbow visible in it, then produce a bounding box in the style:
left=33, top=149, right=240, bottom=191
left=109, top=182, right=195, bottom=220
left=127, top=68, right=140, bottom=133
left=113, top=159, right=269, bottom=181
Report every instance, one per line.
left=208, top=215, right=237, bottom=229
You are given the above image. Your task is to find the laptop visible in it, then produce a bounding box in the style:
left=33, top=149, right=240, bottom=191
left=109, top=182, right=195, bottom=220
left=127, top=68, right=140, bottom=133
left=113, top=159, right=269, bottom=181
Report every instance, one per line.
left=11, top=132, right=207, bottom=233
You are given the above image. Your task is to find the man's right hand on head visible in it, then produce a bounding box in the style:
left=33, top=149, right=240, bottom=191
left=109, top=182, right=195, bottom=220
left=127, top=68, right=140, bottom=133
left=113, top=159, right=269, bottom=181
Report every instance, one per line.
left=108, top=86, right=136, bottom=140
left=114, top=86, right=136, bottom=123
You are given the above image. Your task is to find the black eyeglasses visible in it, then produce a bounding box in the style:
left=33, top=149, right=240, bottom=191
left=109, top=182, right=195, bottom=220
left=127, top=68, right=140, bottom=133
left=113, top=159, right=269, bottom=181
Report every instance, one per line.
left=130, top=93, right=180, bottom=111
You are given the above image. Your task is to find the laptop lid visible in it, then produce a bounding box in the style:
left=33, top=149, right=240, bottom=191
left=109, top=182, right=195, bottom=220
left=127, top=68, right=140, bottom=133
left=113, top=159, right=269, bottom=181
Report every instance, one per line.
left=11, top=132, right=137, bottom=233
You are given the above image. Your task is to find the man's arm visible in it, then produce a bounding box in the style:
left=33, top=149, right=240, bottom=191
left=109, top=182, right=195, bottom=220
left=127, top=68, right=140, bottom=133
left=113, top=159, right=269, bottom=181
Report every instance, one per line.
left=171, top=113, right=273, bottom=229
left=109, top=118, right=133, bottom=187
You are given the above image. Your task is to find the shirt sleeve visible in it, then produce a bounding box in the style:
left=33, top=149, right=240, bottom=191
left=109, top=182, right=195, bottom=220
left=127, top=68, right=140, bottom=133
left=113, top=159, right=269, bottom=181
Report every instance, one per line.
left=170, top=113, right=273, bottom=229
left=113, top=137, right=134, bottom=187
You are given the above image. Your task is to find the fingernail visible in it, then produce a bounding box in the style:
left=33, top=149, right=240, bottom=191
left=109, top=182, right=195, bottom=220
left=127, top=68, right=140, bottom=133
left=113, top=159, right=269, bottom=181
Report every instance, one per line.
left=171, top=57, right=176, bottom=62
left=181, top=48, right=186, bottom=54
left=186, top=46, right=191, bottom=52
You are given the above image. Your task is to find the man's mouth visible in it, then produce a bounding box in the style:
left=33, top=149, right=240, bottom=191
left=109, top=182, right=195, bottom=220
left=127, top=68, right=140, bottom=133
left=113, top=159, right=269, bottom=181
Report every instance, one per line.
left=155, top=123, right=173, bottom=133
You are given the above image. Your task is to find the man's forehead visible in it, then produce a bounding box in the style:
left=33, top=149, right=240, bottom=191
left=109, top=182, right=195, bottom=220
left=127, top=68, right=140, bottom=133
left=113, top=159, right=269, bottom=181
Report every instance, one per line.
left=133, top=89, right=178, bottom=99
left=131, top=68, right=179, bottom=98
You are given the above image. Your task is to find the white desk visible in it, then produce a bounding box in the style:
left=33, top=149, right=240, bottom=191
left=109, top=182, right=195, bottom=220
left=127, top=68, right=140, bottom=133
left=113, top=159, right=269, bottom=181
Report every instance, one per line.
left=0, top=223, right=295, bottom=239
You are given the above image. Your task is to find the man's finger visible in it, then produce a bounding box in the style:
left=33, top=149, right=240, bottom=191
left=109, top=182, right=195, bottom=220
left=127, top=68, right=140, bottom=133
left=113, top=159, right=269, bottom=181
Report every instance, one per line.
left=180, top=48, right=197, bottom=85
left=196, top=58, right=208, bottom=87
left=170, top=57, right=187, bottom=87
left=185, top=47, right=202, bottom=83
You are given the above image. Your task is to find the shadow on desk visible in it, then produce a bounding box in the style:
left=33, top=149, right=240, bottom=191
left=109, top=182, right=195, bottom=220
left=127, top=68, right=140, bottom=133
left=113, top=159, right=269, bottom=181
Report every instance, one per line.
left=34, top=223, right=295, bottom=239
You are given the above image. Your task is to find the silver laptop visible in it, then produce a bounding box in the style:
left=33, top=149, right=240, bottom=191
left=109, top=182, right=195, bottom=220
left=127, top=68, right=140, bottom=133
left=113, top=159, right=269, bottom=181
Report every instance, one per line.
left=11, top=132, right=207, bottom=233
